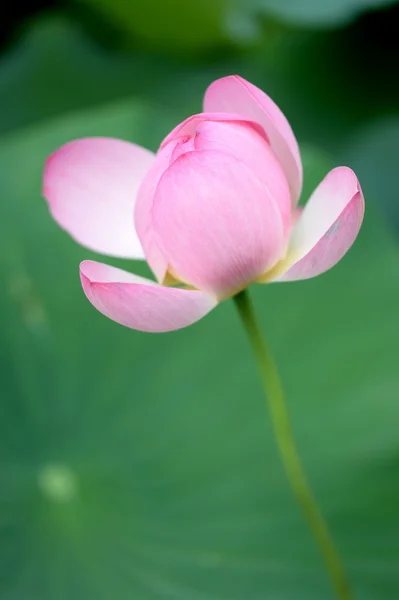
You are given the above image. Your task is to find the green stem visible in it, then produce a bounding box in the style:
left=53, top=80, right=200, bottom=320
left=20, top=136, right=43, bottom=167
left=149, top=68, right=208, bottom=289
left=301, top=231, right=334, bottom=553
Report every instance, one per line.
left=233, top=289, right=353, bottom=600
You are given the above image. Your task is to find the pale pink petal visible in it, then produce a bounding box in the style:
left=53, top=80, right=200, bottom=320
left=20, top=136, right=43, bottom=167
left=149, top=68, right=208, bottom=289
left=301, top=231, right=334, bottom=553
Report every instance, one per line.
left=204, top=75, right=302, bottom=205
left=43, top=138, right=154, bottom=259
left=152, top=150, right=286, bottom=298
left=276, top=167, right=364, bottom=281
left=80, top=260, right=217, bottom=332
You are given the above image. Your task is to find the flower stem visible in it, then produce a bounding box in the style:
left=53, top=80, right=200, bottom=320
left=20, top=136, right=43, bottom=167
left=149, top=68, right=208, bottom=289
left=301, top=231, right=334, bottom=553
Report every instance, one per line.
left=233, top=289, right=353, bottom=600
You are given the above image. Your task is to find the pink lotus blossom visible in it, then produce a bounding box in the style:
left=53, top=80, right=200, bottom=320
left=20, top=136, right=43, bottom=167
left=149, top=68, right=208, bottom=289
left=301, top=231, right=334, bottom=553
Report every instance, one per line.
left=43, top=75, right=364, bottom=333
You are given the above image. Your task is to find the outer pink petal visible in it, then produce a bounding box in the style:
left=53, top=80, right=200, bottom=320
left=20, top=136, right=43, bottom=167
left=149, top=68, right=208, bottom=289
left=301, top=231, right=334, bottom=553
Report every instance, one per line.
left=80, top=261, right=217, bottom=333
left=43, top=138, right=154, bottom=259
left=276, top=167, right=364, bottom=281
left=204, top=75, right=302, bottom=205
left=152, top=150, right=285, bottom=298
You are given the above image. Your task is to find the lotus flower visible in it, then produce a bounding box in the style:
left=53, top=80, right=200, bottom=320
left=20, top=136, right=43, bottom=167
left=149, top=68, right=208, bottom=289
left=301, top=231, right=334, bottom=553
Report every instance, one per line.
left=43, top=75, right=364, bottom=333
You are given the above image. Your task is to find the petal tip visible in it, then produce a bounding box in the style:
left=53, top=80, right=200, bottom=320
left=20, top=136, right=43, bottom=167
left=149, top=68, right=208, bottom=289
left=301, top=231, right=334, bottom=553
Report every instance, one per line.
left=204, top=74, right=303, bottom=204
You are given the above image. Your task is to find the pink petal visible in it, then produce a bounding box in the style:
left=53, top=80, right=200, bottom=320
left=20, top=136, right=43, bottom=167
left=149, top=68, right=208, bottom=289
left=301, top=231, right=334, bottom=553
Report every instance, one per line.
left=80, top=261, right=217, bottom=332
left=134, top=142, right=176, bottom=282
left=192, top=119, right=291, bottom=235
left=204, top=75, right=302, bottom=205
left=152, top=150, right=286, bottom=298
left=276, top=167, right=364, bottom=281
left=135, top=114, right=291, bottom=280
left=160, top=112, right=267, bottom=149
left=43, top=138, right=154, bottom=259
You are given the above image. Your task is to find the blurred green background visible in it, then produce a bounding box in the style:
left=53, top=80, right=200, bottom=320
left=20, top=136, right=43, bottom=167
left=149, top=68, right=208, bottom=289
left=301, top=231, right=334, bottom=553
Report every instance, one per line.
left=1, top=1, right=399, bottom=599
